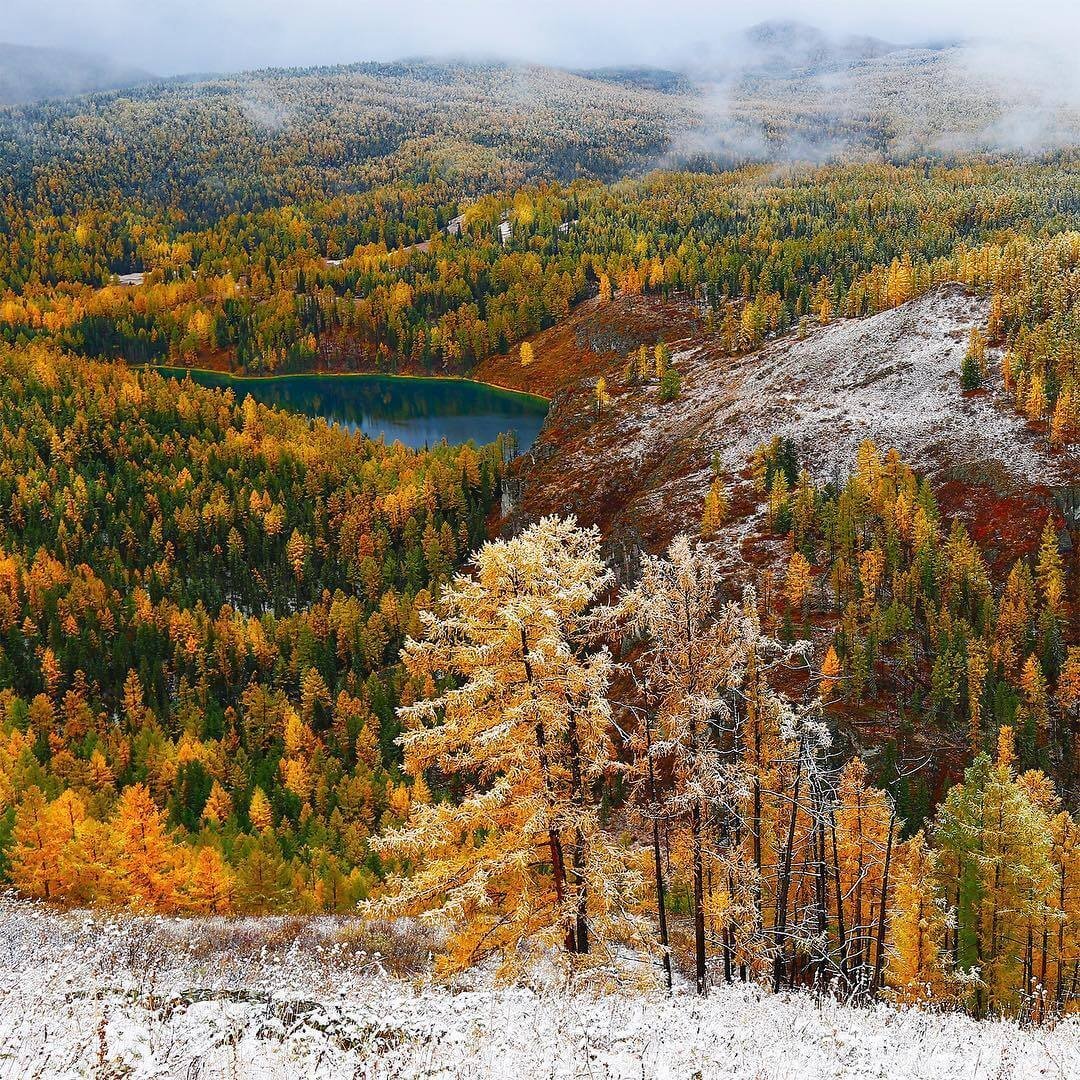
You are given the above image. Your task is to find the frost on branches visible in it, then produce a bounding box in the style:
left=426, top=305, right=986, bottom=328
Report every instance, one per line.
left=370, top=516, right=649, bottom=979
left=367, top=517, right=1080, bottom=1022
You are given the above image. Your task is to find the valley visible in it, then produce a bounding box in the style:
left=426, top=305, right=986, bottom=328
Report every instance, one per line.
left=0, top=12, right=1078, bottom=1074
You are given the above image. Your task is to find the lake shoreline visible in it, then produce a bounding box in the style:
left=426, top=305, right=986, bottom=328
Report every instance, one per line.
left=150, top=364, right=550, bottom=453
left=141, top=363, right=551, bottom=406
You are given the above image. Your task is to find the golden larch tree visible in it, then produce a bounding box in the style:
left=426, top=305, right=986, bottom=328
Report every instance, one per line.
left=108, top=783, right=181, bottom=912
left=885, top=831, right=951, bottom=1004
left=372, top=517, right=644, bottom=978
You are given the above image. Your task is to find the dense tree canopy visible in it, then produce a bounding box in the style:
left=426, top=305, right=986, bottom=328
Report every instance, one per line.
left=0, top=346, right=505, bottom=911
left=0, top=57, right=1075, bottom=1024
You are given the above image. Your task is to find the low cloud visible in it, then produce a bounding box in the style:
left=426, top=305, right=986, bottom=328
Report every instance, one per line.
left=2, top=2, right=1076, bottom=78
left=3, top=2, right=1080, bottom=160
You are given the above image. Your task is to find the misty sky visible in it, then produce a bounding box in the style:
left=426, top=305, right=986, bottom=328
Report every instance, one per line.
left=5, top=0, right=1078, bottom=76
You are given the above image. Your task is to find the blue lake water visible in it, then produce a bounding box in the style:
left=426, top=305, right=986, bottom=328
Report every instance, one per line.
left=156, top=370, right=549, bottom=452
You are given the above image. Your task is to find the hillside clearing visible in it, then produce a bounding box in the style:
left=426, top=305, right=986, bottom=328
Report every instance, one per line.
left=483, top=286, right=1074, bottom=567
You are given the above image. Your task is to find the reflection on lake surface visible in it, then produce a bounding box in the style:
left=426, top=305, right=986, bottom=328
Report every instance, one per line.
left=157, top=370, right=548, bottom=452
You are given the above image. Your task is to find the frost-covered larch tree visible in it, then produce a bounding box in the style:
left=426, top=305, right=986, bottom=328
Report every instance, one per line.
left=885, top=830, right=953, bottom=1005
left=607, top=535, right=842, bottom=995
left=371, top=516, right=645, bottom=978
left=609, top=536, right=765, bottom=994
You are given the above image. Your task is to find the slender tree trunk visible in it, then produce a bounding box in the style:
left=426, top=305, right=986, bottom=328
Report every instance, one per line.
left=534, top=727, right=570, bottom=948
left=681, top=600, right=707, bottom=996
left=813, top=791, right=829, bottom=985
left=830, top=809, right=849, bottom=987
left=853, top=791, right=865, bottom=983
left=872, top=815, right=895, bottom=996
left=747, top=657, right=765, bottom=973
left=773, top=737, right=804, bottom=992
left=750, top=660, right=763, bottom=882
left=644, top=708, right=672, bottom=991
left=1040, top=920, right=1049, bottom=1021
left=692, top=798, right=707, bottom=995
left=652, top=814, right=672, bottom=988
left=1025, top=922, right=1035, bottom=1017
left=571, top=834, right=588, bottom=954
left=1057, top=871, right=1068, bottom=1008
left=723, top=901, right=734, bottom=984
left=734, top=818, right=747, bottom=982
left=566, top=710, right=590, bottom=955
left=521, top=628, right=573, bottom=952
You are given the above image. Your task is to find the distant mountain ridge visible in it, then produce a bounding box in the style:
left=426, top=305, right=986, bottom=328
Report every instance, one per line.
left=1, top=21, right=1072, bottom=166
left=0, top=42, right=154, bottom=105
left=739, top=19, right=902, bottom=74
left=570, top=66, right=694, bottom=95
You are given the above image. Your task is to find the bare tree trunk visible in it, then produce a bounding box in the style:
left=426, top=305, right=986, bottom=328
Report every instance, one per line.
left=773, top=737, right=804, bottom=992
left=812, top=788, right=829, bottom=986
left=872, top=814, right=895, bottom=996
left=644, top=707, right=672, bottom=990
left=830, top=809, right=849, bottom=988
left=733, top=818, right=747, bottom=982
left=571, top=835, right=589, bottom=955
left=566, top=710, right=590, bottom=955
left=747, top=655, right=765, bottom=974
left=853, top=790, right=866, bottom=984
left=693, top=798, right=707, bottom=995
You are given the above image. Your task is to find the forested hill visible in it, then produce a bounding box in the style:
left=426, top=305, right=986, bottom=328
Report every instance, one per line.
left=0, top=32, right=1076, bottom=229
left=0, top=59, right=689, bottom=220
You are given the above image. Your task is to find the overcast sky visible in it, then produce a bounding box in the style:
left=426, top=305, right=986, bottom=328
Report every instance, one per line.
left=4, top=1, right=1078, bottom=76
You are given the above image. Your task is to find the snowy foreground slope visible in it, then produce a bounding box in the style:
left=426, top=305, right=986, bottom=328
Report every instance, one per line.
left=1, top=899, right=1079, bottom=1078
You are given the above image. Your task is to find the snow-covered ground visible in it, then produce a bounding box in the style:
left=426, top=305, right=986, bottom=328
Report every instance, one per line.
left=1, top=897, right=1078, bottom=1078
left=661, top=285, right=1071, bottom=489
left=702, top=287, right=1069, bottom=486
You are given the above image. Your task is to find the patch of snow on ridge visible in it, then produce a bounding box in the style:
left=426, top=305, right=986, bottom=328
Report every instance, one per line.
left=0, top=897, right=1078, bottom=1078
left=689, top=286, right=1067, bottom=488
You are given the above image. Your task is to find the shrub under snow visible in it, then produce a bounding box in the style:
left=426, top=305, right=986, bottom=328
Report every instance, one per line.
left=0, top=897, right=1078, bottom=1078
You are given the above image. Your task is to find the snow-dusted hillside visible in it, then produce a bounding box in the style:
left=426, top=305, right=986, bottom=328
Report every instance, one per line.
left=693, top=286, right=1066, bottom=486
left=1, top=898, right=1078, bottom=1079
left=494, top=286, right=1075, bottom=558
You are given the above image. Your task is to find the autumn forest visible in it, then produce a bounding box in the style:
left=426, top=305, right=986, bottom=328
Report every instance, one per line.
left=0, top=32, right=1077, bottom=1035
